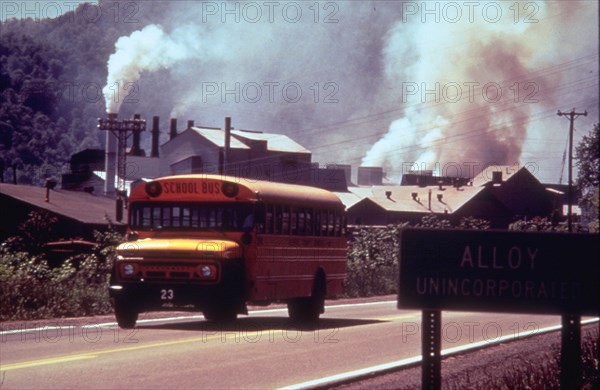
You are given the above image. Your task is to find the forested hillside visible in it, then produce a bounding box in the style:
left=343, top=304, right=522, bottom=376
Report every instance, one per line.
left=0, top=1, right=168, bottom=184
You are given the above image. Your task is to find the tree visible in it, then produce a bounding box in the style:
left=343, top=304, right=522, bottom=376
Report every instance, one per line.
left=575, top=123, right=599, bottom=232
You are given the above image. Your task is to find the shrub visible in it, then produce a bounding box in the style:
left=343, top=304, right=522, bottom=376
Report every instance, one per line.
left=0, top=219, right=122, bottom=321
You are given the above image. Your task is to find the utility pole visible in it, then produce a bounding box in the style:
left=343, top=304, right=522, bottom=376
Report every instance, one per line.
left=556, top=108, right=587, bottom=390
left=557, top=109, right=587, bottom=233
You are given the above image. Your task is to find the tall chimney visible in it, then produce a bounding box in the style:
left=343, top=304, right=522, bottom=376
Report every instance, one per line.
left=131, top=113, right=141, bottom=156
left=151, top=116, right=160, bottom=157
left=104, top=113, right=117, bottom=196
left=224, top=117, right=231, bottom=172
left=169, top=118, right=177, bottom=140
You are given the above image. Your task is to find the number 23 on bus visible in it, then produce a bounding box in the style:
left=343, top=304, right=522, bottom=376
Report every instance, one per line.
left=109, top=175, right=347, bottom=328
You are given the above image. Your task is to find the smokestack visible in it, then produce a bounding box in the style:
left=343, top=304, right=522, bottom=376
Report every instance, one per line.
left=131, top=113, right=141, bottom=156
left=151, top=116, right=160, bottom=158
left=224, top=117, right=231, bottom=170
left=0, top=160, right=4, bottom=183
left=170, top=118, right=177, bottom=140
left=104, top=113, right=117, bottom=196
left=358, top=166, right=383, bottom=186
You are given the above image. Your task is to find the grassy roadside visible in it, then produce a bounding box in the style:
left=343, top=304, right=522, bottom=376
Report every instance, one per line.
left=443, top=326, right=599, bottom=390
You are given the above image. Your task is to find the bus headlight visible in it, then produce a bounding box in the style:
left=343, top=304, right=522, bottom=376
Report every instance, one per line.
left=197, top=264, right=217, bottom=280
left=121, top=263, right=138, bottom=278
left=201, top=266, right=212, bottom=278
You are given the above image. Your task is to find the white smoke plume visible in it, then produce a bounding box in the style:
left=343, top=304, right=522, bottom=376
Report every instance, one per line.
left=97, top=1, right=597, bottom=183
left=362, top=1, right=598, bottom=179
left=102, top=24, right=200, bottom=114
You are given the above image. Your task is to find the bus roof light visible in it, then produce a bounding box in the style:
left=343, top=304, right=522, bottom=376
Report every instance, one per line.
left=222, top=182, right=239, bottom=198
left=146, top=181, right=162, bottom=197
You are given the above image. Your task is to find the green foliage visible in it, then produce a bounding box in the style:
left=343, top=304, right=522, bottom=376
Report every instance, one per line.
left=508, top=216, right=570, bottom=232
left=576, top=123, right=600, bottom=232
left=0, top=214, right=122, bottom=321
left=345, top=215, right=491, bottom=297
left=345, top=224, right=406, bottom=297
left=3, top=210, right=58, bottom=254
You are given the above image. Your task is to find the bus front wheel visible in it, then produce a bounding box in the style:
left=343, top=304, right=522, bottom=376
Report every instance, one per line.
left=114, top=298, right=138, bottom=329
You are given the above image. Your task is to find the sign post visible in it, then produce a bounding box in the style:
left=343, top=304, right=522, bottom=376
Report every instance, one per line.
left=422, top=310, right=441, bottom=390
left=397, top=228, right=599, bottom=389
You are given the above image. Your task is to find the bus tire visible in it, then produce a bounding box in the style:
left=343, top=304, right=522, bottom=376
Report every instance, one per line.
left=288, top=272, right=326, bottom=323
left=203, top=305, right=238, bottom=323
left=114, top=299, right=138, bottom=329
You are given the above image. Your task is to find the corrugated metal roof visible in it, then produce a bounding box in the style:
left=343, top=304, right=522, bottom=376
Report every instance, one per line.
left=472, top=165, right=523, bottom=187
left=231, top=130, right=311, bottom=154
left=0, top=183, right=122, bottom=225
left=190, top=127, right=250, bottom=149
left=343, top=184, right=485, bottom=214
left=333, top=191, right=363, bottom=209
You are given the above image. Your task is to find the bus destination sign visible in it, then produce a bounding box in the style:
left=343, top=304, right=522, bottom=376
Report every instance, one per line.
left=398, top=228, right=599, bottom=315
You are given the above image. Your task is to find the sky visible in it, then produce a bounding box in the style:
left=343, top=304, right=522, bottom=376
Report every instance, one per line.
left=4, top=0, right=599, bottom=184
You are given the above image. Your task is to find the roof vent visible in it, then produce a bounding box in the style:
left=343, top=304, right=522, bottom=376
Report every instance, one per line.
left=385, top=191, right=392, bottom=199
left=411, top=192, right=418, bottom=201
left=437, top=194, right=443, bottom=202
left=492, top=171, right=502, bottom=184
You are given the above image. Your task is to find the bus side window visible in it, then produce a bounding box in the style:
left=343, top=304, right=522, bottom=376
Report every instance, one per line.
left=334, top=212, right=341, bottom=236
left=290, top=207, right=297, bottom=235
left=255, top=202, right=266, bottom=233
left=297, top=208, right=305, bottom=236
left=314, top=209, right=321, bottom=236
left=275, top=205, right=282, bottom=234
left=282, top=205, right=290, bottom=235
left=172, top=207, right=181, bottom=227
left=321, top=210, right=329, bottom=236
left=191, top=206, right=199, bottom=228
left=305, top=208, right=313, bottom=236
left=265, top=204, right=273, bottom=234
left=142, top=207, right=152, bottom=227
left=152, top=207, right=161, bottom=228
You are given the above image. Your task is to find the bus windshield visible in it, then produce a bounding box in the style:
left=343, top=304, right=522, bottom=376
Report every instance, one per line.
left=129, top=202, right=254, bottom=231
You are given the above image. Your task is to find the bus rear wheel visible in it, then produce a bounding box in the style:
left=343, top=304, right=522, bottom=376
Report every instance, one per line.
left=289, top=272, right=326, bottom=323
left=114, top=299, right=138, bottom=329
left=288, top=297, right=322, bottom=323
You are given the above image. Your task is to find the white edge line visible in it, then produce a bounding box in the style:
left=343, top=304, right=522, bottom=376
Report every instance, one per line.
left=0, top=300, right=397, bottom=335
left=278, top=317, right=600, bottom=390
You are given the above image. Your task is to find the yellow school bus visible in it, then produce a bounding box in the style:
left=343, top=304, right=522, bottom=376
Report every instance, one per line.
left=109, top=174, right=347, bottom=327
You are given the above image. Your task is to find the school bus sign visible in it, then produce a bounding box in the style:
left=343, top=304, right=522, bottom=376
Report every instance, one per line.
left=398, top=228, right=600, bottom=315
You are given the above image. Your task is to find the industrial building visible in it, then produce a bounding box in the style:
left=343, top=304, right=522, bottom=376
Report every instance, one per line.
left=1, top=113, right=570, bottom=244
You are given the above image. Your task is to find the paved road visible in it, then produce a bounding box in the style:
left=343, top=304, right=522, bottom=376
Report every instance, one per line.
left=0, top=300, right=570, bottom=389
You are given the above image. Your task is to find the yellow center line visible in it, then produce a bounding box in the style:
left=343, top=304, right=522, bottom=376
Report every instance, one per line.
left=374, top=313, right=420, bottom=322
left=2, top=333, right=223, bottom=371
